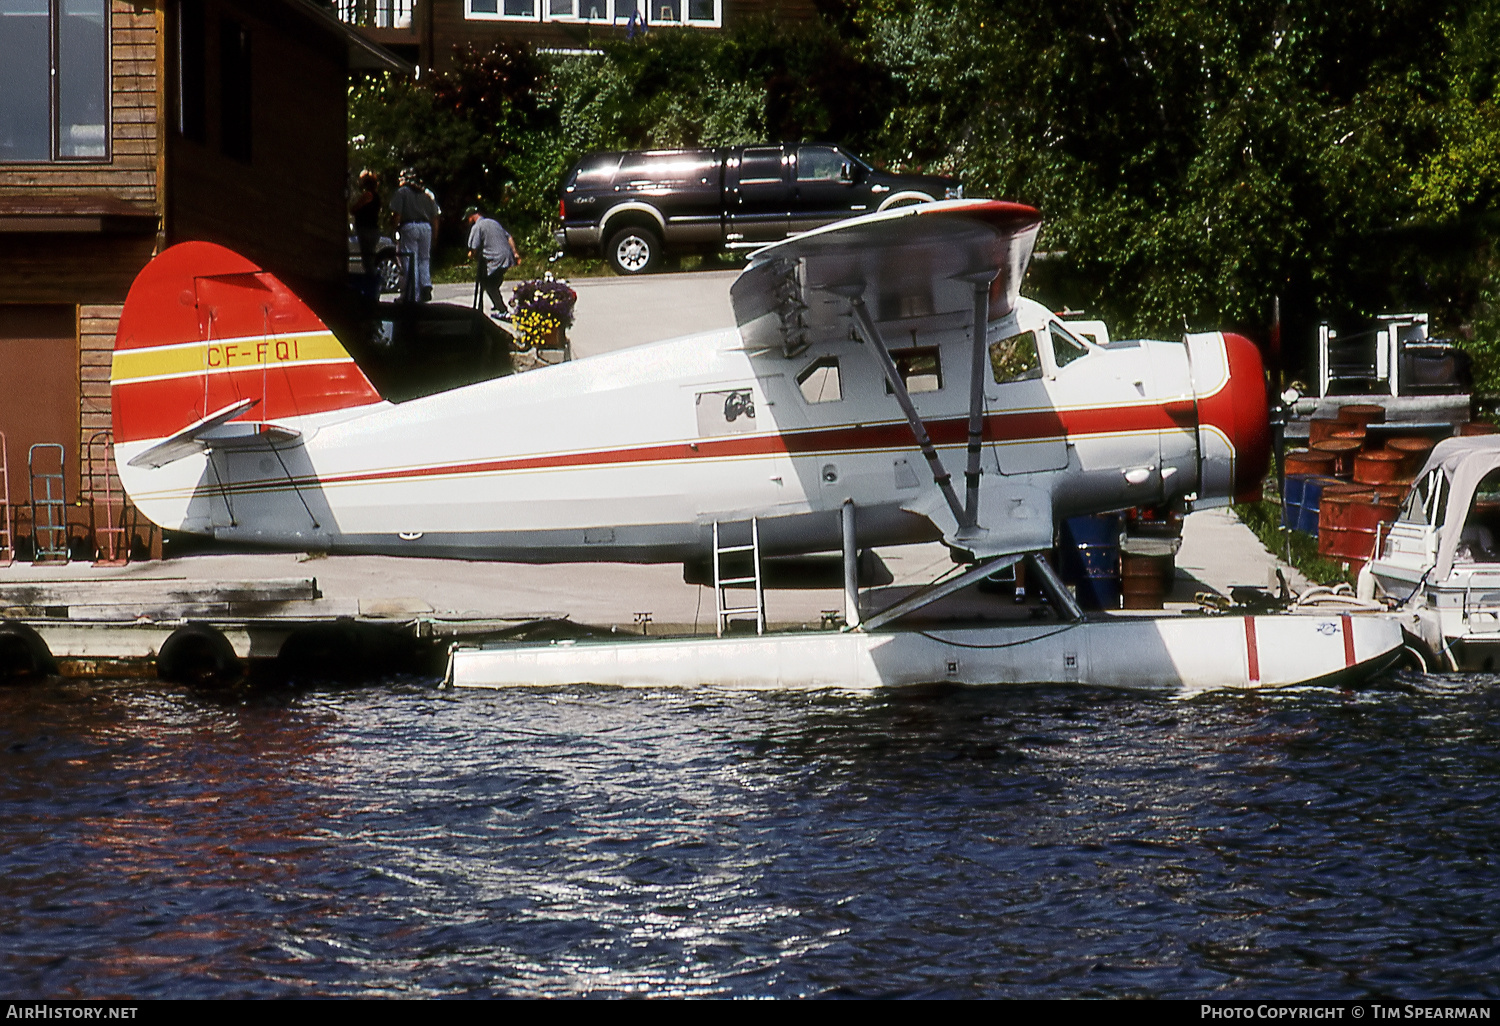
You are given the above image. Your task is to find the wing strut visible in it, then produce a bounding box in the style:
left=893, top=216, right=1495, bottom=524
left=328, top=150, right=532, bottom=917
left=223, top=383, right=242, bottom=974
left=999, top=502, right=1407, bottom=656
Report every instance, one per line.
left=847, top=296, right=969, bottom=532
left=961, top=275, right=995, bottom=528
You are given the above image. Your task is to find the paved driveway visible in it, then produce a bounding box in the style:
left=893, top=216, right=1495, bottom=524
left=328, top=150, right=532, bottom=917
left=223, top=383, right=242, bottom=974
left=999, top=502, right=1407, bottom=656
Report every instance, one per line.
left=432, top=268, right=740, bottom=359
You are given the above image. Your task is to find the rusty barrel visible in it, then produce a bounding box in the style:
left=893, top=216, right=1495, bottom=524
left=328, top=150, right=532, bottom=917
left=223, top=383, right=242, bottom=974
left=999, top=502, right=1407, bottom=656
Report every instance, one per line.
left=1354, top=449, right=1406, bottom=485
left=1308, top=417, right=1344, bottom=446
left=1339, top=403, right=1386, bottom=428
left=1318, top=485, right=1377, bottom=561
left=1312, top=438, right=1363, bottom=479
left=1284, top=448, right=1337, bottom=478
left=1370, top=478, right=1414, bottom=506
left=1120, top=550, right=1176, bottom=610
left=1332, top=426, right=1374, bottom=451
left=1385, top=436, right=1436, bottom=476
left=1341, top=495, right=1402, bottom=572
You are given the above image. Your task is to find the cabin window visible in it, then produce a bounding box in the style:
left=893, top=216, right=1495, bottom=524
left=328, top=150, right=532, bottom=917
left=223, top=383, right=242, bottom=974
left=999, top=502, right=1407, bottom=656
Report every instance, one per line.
left=0, top=0, right=109, bottom=163
left=219, top=18, right=251, bottom=162
left=1050, top=322, right=1091, bottom=369
left=797, top=358, right=842, bottom=403
left=886, top=347, right=942, bottom=395
left=990, top=330, right=1042, bottom=383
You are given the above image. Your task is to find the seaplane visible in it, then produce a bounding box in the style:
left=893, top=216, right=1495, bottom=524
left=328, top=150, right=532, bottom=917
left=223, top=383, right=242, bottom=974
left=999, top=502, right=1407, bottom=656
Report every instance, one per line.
left=109, top=199, right=1405, bottom=694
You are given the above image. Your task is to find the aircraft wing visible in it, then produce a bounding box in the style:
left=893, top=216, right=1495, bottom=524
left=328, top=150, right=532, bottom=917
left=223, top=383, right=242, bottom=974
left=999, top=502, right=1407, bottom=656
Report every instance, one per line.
left=731, top=199, right=1042, bottom=357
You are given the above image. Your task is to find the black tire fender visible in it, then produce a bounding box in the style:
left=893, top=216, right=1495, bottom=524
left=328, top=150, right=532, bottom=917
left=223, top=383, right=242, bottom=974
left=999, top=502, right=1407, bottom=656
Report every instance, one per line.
left=0, top=621, right=56, bottom=682
left=157, top=623, right=243, bottom=688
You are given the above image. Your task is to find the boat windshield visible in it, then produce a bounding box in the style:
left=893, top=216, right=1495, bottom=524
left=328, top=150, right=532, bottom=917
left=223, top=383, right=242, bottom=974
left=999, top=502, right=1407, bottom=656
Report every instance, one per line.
left=1403, top=467, right=1448, bottom=527
left=1458, top=469, right=1500, bottom=562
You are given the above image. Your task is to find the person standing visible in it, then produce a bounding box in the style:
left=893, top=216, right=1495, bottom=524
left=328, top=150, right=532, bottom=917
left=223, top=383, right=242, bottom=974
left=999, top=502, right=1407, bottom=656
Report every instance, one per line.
left=466, top=205, right=520, bottom=319
left=389, top=167, right=439, bottom=302
left=350, top=170, right=382, bottom=296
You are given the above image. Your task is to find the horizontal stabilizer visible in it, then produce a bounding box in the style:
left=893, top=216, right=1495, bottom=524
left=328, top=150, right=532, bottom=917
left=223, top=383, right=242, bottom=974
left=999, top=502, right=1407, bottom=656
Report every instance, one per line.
left=125, top=397, right=299, bottom=468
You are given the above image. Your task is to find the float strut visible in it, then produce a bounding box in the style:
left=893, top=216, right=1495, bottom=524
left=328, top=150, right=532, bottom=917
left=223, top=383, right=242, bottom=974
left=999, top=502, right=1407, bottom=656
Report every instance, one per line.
left=842, top=500, right=860, bottom=629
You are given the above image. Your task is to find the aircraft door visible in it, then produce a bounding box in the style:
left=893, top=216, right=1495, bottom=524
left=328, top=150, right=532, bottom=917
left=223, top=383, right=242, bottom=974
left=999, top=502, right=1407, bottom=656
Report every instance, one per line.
left=728, top=147, right=792, bottom=242
left=986, top=327, right=1068, bottom=474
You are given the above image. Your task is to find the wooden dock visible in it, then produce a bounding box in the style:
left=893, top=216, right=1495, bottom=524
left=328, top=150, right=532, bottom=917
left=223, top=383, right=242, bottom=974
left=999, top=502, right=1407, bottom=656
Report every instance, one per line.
left=0, top=576, right=528, bottom=685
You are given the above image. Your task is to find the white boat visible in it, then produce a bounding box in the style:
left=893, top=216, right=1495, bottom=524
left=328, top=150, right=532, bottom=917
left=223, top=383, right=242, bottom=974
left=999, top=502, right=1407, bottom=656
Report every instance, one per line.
left=1364, top=436, right=1500, bottom=671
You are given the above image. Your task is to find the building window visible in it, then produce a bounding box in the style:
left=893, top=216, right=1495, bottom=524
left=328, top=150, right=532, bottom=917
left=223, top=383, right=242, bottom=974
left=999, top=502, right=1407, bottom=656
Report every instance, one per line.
left=219, top=18, right=251, bottom=162
left=495, top=0, right=720, bottom=24
left=0, top=0, right=110, bottom=163
left=655, top=0, right=719, bottom=25
left=333, top=1, right=414, bottom=29
left=466, top=0, right=540, bottom=19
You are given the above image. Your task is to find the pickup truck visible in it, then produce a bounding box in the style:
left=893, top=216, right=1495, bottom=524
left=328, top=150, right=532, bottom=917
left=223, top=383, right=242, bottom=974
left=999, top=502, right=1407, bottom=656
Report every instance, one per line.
left=554, top=143, right=962, bottom=274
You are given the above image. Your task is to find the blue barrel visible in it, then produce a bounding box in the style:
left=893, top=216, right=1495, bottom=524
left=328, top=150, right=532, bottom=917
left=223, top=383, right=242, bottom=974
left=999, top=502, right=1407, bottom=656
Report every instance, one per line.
left=1298, top=476, right=1338, bottom=537
left=1283, top=473, right=1309, bottom=530
left=1060, top=514, right=1121, bottom=610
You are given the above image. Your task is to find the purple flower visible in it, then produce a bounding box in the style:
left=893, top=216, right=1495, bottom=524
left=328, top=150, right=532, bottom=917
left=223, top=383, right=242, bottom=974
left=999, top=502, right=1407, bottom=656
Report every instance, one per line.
left=510, top=278, right=578, bottom=327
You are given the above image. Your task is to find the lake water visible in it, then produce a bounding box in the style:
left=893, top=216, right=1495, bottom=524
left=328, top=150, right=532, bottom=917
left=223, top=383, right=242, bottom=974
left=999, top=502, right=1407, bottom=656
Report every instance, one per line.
left=2, top=673, right=1498, bottom=998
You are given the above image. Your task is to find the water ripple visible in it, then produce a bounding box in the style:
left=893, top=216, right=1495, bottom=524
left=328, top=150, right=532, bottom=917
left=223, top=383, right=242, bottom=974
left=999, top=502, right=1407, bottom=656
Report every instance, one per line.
left=1, top=675, right=1498, bottom=997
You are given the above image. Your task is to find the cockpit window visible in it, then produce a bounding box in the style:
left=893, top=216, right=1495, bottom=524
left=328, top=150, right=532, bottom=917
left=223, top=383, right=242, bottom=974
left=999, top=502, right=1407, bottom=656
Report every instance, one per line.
left=797, top=357, right=842, bottom=403
left=1049, top=322, right=1090, bottom=370
left=990, top=330, right=1042, bottom=383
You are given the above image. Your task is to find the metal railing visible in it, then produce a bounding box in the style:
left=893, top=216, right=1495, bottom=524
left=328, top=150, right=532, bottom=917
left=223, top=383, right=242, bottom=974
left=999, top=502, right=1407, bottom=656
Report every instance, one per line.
left=333, top=0, right=413, bottom=29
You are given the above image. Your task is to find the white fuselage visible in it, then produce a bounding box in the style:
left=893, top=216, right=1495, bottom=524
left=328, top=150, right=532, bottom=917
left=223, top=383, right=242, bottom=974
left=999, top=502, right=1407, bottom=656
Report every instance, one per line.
left=115, top=298, right=1212, bottom=564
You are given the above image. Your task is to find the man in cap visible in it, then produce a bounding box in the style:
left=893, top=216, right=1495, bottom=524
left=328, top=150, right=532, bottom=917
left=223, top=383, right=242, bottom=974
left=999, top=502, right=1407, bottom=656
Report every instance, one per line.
left=389, top=167, right=440, bottom=302
left=466, top=205, right=520, bottom=319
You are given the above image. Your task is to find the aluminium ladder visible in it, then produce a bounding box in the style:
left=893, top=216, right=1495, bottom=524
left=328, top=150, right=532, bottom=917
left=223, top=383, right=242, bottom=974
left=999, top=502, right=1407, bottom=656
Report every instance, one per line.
left=712, top=518, right=766, bottom=637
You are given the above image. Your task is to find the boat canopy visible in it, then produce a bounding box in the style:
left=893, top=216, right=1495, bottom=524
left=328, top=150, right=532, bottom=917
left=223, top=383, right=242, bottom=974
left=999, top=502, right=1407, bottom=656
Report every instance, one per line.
left=1412, top=437, right=1500, bottom=580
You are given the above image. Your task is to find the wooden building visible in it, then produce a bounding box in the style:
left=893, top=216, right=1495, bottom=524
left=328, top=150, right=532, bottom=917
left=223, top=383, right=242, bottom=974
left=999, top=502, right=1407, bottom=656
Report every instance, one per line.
left=335, top=0, right=821, bottom=73
left=0, top=0, right=406, bottom=560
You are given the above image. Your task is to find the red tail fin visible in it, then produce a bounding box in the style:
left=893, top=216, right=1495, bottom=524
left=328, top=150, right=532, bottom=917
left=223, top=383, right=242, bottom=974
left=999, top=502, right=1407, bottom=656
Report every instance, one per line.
left=112, top=241, right=382, bottom=444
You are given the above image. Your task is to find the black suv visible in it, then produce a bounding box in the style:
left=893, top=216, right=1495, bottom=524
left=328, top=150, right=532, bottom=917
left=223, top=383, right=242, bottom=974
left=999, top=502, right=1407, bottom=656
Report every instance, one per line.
left=555, top=143, right=962, bottom=274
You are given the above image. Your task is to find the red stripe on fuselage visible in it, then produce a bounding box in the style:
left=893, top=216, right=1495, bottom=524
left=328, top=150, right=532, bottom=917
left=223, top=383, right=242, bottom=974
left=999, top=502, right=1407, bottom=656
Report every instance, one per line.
left=153, top=396, right=1206, bottom=496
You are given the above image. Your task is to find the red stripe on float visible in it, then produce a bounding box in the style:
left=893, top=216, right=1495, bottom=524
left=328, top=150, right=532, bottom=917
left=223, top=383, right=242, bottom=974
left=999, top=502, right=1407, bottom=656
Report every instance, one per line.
left=1342, top=614, right=1355, bottom=667
left=1244, top=616, right=1260, bottom=684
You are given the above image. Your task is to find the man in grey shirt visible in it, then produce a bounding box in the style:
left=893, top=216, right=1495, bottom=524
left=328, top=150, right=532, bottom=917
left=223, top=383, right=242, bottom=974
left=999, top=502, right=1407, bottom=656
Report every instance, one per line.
left=466, top=206, right=520, bottom=318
